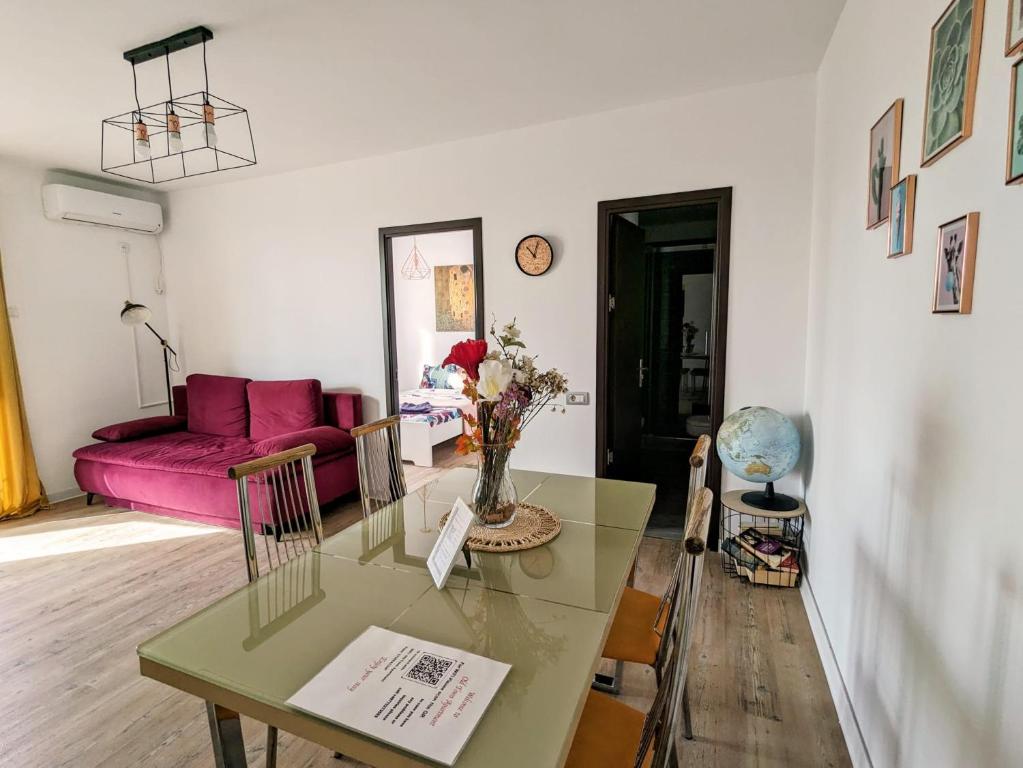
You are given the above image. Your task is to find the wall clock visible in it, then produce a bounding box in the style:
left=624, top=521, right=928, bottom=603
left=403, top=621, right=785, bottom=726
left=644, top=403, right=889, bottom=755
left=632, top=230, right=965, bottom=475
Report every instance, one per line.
left=515, top=235, right=553, bottom=276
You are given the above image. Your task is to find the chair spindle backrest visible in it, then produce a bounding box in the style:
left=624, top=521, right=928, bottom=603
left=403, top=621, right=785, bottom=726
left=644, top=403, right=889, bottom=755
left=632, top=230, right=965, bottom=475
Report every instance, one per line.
left=639, top=486, right=714, bottom=768
left=652, top=434, right=712, bottom=667
left=351, top=416, right=407, bottom=518
left=229, top=444, right=323, bottom=583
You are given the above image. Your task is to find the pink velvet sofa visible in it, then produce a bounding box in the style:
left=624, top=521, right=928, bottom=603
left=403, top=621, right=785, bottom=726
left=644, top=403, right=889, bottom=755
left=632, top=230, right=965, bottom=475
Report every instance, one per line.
left=73, top=374, right=363, bottom=529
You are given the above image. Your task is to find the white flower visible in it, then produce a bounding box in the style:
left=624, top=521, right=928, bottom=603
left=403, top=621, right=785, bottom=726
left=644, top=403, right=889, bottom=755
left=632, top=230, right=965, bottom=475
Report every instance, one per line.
left=477, top=358, right=513, bottom=400
left=502, top=322, right=521, bottom=340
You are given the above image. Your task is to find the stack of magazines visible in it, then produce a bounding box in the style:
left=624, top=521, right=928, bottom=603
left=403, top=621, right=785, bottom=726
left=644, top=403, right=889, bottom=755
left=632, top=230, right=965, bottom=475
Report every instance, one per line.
left=721, top=527, right=800, bottom=587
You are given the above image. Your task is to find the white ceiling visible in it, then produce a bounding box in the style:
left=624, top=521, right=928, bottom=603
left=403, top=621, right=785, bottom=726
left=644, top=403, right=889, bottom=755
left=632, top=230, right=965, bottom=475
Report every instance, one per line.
left=0, top=0, right=845, bottom=188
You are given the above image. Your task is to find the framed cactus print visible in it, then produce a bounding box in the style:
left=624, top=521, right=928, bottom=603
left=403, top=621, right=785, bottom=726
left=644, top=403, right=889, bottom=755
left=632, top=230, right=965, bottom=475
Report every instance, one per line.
left=933, top=213, right=979, bottom=314
left=867, top=99, right=903, bottom=229
left=922, top=0, right=986, bottom=167
left=1007, top=0, right=1023, bottom=57
left=1008, top=58, right=1023, bottom=184
left=888, top=175, right=917, bottom=258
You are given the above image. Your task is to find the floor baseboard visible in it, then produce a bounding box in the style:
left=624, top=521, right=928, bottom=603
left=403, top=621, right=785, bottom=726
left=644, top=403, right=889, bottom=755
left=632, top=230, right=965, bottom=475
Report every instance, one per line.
left=800, top=574, right=874, bottom=768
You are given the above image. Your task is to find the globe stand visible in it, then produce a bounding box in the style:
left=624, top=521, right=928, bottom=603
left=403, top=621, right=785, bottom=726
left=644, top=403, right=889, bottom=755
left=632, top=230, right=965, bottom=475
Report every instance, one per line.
left=741, top=482, right=799, bottom=513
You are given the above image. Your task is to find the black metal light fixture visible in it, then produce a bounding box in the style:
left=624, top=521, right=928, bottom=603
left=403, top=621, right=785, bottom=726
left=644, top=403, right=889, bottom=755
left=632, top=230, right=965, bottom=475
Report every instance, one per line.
left=101, top=27, right=255, bottom=184
left=120, top=300, right=178, bottom=415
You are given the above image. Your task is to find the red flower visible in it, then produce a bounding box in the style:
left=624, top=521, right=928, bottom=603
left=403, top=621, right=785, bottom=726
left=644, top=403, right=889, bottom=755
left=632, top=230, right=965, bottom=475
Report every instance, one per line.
left=443, top=339, right=488, bottom=380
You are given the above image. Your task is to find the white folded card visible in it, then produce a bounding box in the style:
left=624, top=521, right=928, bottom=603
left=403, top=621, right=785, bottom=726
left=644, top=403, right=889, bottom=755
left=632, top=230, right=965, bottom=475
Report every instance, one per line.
left=427, top=497, right=474, bottom=590
left=287, top=625, right=511, bottom=766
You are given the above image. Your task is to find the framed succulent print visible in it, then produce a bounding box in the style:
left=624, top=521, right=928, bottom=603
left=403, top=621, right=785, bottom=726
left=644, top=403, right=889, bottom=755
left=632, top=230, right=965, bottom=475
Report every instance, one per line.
left=1008, top=58, right=1023, bottom=184
left=867, top=99, right=903, bottom=229
left=1007, top=0, right=1023, bottom=56
left=933, top=213, right=979, bottom=314
left=922, top=0, right=986, bottom=167
left=888, top=175, right=917, bottom=258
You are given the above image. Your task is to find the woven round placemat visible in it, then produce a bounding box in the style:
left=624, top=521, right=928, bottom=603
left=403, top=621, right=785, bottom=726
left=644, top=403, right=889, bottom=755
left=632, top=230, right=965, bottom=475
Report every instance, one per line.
left=439, top=502, right=561, bottom=552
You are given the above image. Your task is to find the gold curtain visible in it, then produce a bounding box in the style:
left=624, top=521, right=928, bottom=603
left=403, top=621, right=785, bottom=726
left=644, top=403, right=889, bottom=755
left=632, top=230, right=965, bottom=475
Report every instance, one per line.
left=0, top=256, right=46, bottom=520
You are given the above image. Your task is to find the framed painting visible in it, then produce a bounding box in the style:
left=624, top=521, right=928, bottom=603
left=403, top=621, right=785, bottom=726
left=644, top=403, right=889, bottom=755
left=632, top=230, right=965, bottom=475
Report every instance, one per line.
left=1008, top=58, right=1023, bottom=184
left=434, top=264, right=476, bottom=331
left=867, top=100, right=904, bottom=229
left=888, top=175, right=917, bottom=258
left=933, top=212, right=979, bottom=314
left=922, top=0, right=986, bottom=167
left=1007, top=0, right=1023, bottom=56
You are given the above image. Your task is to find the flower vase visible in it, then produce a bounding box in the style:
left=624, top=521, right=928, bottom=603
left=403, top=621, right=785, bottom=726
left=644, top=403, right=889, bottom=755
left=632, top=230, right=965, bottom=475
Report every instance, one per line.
left=472, top=442, right=518, bottom=527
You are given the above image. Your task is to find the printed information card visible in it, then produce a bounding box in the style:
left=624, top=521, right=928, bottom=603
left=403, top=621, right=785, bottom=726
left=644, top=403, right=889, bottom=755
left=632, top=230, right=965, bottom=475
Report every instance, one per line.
left=287, top=625, right=511, bottom=765
left=427, top=497, right=474, bottom=589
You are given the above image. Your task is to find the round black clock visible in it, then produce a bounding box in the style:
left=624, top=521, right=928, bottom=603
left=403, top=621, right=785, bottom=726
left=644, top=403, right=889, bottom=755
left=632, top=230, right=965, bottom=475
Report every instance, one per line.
left=515, top=235, right=553, bottom=276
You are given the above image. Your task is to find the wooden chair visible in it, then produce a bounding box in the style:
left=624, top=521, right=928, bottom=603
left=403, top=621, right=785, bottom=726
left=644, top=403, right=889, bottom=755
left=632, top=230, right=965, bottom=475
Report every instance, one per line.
left=220, top=444, right=325, bottom=768
left=351, top=416, right=407, bottom=518
left=594, top=435, right=710, bottom=695
left=567, top=488, right=714, bottom=767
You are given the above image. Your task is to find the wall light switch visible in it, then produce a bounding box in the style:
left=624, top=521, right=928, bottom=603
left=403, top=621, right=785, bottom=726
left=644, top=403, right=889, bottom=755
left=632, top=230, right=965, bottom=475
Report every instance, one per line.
left=6, top=305, right=19, bottom=318
left=566, top=391, right=589, bottom=405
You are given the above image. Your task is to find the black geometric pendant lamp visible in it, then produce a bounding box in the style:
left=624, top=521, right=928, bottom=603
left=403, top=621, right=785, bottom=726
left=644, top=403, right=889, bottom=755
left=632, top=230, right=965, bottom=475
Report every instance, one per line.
left=101, top=26, right=256, bottom=184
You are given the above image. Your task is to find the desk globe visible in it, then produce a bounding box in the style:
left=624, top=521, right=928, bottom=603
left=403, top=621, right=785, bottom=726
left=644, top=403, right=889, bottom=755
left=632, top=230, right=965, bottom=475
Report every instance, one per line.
left=716, top=406, right=801, bottom=512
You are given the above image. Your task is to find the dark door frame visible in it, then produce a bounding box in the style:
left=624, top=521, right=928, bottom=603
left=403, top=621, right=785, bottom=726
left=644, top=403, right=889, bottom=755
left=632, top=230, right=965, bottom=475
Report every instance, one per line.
left=596, top=188, right=732, bottom=542
left=378, top=217, right=485, bottom=415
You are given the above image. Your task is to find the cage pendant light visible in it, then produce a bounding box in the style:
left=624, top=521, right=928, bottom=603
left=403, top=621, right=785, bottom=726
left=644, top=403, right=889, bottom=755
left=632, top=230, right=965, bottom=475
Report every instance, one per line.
left=401, top=237, right=431, bottom=280
left=101, top=26, right=255, bottom=184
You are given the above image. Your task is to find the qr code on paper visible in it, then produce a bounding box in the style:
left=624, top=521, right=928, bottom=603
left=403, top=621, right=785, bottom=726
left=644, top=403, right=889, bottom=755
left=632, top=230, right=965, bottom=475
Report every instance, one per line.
left=403, top=652, right=455, bottom=687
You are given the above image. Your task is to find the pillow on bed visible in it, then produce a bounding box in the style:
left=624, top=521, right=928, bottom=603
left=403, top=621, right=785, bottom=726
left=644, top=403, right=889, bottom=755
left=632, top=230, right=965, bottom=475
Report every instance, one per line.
left=419, top=364, right=464, bottom=390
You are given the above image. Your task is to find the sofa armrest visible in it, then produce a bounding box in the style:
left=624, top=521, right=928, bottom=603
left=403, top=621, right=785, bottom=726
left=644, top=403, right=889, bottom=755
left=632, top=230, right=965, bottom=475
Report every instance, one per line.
left=92, top=414, right=187, bottom=442
left=172, top=384, right=188, bottom=418
left=323, top=391, right=363, bottom=432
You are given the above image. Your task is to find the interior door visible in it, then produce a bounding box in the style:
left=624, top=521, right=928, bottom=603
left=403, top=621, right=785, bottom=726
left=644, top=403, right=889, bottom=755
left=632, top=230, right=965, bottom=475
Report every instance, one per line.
left=609, top=215, right=646, bottom=479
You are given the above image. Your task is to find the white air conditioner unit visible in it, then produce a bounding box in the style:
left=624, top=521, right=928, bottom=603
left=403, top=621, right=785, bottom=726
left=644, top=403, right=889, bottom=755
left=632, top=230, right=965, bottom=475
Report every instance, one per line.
left=42, top=184, right=163, bottom=234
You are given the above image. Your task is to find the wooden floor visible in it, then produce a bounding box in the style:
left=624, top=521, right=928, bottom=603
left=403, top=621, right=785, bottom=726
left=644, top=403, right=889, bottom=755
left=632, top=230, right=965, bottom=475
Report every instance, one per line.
left=0, top=447, right=850, bottom=767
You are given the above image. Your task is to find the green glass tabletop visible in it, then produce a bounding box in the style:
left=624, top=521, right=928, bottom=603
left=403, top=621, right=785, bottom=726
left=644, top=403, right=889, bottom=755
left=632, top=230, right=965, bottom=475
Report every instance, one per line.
left=316, top=494, right=641, bottom=612
left=138, top=471, right=656, bottom=767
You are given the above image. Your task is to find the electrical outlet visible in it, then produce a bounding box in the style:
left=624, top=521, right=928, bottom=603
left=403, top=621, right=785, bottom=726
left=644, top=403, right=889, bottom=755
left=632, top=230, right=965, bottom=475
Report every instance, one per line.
left=566, top=391, right=589, bottom=405
left=6, top=304, right=19, bottom=318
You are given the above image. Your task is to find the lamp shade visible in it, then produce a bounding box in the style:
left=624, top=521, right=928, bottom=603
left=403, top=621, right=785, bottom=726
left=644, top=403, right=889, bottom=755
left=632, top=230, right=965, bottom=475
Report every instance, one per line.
left=120, top=300, right=152, bottom=326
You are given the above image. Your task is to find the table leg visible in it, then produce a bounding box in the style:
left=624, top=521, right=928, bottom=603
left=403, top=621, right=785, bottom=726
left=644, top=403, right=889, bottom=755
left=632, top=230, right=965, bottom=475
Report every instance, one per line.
left=206, top=702, right=248, bottom=767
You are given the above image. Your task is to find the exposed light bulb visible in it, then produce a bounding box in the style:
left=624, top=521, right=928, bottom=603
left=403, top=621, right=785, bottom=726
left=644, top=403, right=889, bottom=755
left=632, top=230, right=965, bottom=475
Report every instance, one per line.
left=167, top=111, right=182, bottom=154
left=202, top=102, right=217, bottom=148
left=134, top=119, right=151, bottom=160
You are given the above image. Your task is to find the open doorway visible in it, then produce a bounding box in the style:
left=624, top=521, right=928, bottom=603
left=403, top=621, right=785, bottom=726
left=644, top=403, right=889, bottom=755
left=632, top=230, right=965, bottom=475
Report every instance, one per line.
left=596, top=189, right=731, bottom=541
left=379, top=218, right=484, bottom=468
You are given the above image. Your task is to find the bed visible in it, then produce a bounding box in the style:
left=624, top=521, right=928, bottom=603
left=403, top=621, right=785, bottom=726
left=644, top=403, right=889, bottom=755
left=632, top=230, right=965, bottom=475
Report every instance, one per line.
left=398, top=365, right=472, bottom=467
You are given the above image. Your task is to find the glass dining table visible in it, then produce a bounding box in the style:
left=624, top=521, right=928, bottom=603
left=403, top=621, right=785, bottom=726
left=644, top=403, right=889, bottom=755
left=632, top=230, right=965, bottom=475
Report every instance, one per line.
left=138, top=467, right=656, bottom=767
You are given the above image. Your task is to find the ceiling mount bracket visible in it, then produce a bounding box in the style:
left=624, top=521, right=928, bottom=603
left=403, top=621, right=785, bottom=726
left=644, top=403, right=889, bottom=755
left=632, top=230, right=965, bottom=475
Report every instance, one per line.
left=123, top=26, right=214, bottom=66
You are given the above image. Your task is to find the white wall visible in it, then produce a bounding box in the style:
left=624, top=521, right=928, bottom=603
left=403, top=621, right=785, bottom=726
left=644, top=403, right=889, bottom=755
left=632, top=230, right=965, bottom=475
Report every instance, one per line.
left=0, top=161, right=171, bottom=498
left=160, top=74, right=817, bottom=478
left=391, top=230, right=475, bottom=392
left=804, top=1, right=1023, bottom=766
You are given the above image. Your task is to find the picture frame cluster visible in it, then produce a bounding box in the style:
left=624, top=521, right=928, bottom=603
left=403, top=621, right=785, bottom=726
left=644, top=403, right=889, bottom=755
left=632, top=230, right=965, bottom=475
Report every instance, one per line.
left=867, top=0, right=1023, bottom=315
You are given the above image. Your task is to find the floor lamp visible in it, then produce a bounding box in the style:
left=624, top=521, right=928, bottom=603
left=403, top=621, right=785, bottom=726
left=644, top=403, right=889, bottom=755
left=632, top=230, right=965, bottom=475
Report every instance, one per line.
left=120, top=300, right=177, bottom=415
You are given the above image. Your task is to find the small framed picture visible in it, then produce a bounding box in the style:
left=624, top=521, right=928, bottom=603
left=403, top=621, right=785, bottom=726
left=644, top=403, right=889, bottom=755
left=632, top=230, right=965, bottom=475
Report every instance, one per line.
left=867, top=99, right=903, bottom=229
left=1007, top=0, right=1023, bottom=56
left=933, top=213, right=979, bottom=314
left=1008, top=58, right=1023, bottom=185
left=888, top=175, right=917, bottom=258
left=922, top=0, right=985, bottom=167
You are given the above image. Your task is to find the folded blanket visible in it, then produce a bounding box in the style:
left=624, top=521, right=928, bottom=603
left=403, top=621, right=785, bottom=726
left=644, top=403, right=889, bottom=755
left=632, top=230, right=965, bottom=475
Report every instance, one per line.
left=400, top=402, right=433, bottom=414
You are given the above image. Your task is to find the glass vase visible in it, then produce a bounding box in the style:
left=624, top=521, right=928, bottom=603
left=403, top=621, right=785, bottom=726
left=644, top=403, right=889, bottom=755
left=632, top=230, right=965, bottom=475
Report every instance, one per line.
left=472, top=442, right=518, bottom=527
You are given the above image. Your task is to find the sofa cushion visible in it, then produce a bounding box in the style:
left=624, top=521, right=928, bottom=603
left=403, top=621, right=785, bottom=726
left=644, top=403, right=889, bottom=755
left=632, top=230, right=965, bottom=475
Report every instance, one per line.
left=247, top=379, right=323, bottom=440
left=73, top=431, right=258, bottom=478
left=252, top=426, right=354, bottom=458
left=93, top=415, right=186, bottom=442
left=187, top=374, right=251, bottom=437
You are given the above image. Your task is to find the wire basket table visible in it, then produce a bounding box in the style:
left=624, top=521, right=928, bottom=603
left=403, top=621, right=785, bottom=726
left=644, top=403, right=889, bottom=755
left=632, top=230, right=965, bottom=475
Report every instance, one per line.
left=719, top=490, right=806, bottom=588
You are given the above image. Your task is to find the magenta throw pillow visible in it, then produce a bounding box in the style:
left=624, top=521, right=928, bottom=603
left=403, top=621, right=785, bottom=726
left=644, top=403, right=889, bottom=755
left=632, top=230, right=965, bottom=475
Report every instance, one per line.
left=247, top=379, right=323, bottom=440
left=92, top=415, right=186, bottom=442
left=252, top=426, right=354, bottom=457
left=186, top=374, right=252, bottom=437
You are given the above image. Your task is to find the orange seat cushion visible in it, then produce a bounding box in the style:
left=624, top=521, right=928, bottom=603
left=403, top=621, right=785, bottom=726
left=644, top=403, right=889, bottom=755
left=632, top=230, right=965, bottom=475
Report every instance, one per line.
left=565, top=690, right=653, bottom=768
left=602, top=586, right=667, bottom=666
